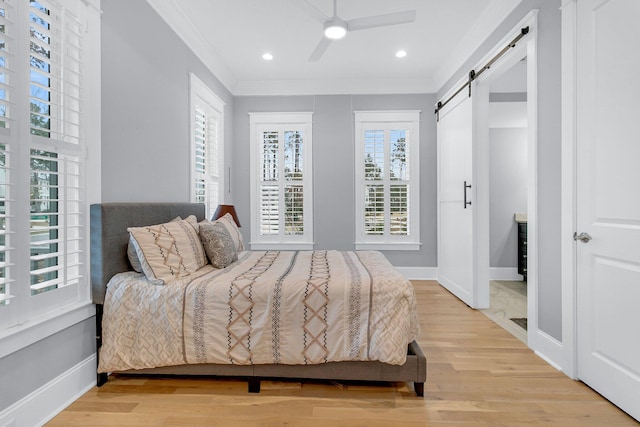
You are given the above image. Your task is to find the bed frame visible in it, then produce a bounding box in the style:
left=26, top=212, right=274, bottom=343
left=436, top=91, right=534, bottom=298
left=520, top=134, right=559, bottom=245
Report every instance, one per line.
left=91, top=202, right=426, bottom=396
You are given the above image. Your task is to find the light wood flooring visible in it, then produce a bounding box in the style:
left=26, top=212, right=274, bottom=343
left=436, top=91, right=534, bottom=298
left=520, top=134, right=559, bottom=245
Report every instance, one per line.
left=47, top=281, right=638, bottom=426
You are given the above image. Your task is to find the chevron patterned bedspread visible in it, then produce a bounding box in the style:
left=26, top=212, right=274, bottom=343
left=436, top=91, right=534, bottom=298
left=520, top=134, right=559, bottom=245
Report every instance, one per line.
left=98, top=250, right=419, bottom=373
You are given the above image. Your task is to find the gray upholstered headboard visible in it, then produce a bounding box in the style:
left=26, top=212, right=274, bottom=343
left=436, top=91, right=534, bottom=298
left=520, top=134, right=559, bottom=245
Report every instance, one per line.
left=90, top=203, right=206, bottom=304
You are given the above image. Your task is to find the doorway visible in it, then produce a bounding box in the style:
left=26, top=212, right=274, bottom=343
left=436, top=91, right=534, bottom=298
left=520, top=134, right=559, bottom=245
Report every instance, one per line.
left=481, top=57, right=529, bottom=343
left=436, top=12, right=538, bottom=349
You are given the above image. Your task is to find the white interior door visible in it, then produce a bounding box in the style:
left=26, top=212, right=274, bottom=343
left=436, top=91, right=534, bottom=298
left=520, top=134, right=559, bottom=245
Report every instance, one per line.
left=576, top=0, right=640, bottom=421
left=437, top=95, right=475, bottom=307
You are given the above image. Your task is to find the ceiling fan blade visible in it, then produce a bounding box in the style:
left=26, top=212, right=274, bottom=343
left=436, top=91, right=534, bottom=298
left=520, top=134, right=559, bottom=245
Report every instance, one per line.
left=293, top=0, right=330, bottom=23
left=309, top=37, right=332, bottom=62
left=346, top=10, right=416, bottom=31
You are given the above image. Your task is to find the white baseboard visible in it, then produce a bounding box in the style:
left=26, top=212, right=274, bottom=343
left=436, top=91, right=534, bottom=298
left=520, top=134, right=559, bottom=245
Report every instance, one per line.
left=0, top=354, right=96, bottom=427
left=489, top=267, right=523, bottom=281
left=396, top=266, right=438, bottom=280
left=531, top=329, right=564, bottom=372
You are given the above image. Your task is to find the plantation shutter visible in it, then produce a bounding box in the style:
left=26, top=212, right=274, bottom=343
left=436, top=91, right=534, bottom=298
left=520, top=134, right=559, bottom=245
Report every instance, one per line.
left=354, top=111, right=420, bottom=250
left=0, top=0, right=14, bottom=307
left=190, top=73, right=224, bottom=218
left=249, top=113, right=313, bottom=250
left=258, top=127, right=308, bottom=237
left=29, top=0, right=85, bottom=297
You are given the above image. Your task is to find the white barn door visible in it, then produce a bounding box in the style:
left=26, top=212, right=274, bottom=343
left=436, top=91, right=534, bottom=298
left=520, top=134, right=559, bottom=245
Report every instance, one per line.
left=576, top=0, right=640, bottom=421
left=437, top=91, right=489, bottom=309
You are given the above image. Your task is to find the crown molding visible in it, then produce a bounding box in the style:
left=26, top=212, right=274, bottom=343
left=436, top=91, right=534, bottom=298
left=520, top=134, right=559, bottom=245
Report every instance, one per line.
left=233, top=77, right=436, bottom=96
left=146, top=0, right=237, bottom=93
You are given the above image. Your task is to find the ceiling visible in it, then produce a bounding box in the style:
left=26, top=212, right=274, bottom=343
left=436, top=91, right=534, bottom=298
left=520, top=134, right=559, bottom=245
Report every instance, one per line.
left=146, top=0, right=523, bottom=96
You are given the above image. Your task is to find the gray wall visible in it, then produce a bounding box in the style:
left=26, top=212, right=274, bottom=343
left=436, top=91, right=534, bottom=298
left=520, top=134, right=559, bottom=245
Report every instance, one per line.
left=490, top=127, right=527, bottom=268
left=437, top=0, right=562, bottom=340
left=0, top=319, right=95, bottom=412
left=101, top=0, right=234, bottom=203
left=233, top=94, right=437, bottom=267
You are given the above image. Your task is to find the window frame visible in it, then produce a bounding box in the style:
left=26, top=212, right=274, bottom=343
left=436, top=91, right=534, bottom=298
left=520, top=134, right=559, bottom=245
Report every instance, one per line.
left=189, top=73, right=225, bottom=219
left=0, top=0, right=100, bottom=350
left=354, top=110, right=421, bottom=250
left=249, top=112, right=314, bottom=250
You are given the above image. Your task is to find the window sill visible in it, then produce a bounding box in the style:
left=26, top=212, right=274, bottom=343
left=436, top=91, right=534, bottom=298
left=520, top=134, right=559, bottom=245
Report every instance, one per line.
left=355, top=242, right=422, bottom=251
left=250, top=242, right=315, bottom=251
left=0, top=300, right=95, bottom=358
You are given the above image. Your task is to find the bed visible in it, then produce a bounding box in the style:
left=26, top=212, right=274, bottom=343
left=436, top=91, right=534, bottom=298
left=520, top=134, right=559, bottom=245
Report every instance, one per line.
left=91, top=202, right=426, bottom=396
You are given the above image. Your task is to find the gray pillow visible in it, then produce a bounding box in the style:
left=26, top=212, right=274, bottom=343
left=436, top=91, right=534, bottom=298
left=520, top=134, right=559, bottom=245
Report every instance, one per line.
left=199, top=221, right=238, bottom=268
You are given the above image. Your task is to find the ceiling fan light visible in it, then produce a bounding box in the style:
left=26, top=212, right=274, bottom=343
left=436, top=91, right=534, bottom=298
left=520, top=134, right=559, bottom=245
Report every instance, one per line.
left=324, top=18, right=347, bottom=39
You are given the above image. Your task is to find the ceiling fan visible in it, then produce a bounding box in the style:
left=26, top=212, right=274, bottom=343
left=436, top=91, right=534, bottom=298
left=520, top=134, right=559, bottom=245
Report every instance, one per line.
left=298, top=0, right=417, bottom=61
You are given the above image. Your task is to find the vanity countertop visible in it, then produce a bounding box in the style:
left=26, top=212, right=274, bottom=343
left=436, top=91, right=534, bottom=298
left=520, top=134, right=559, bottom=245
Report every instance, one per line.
left=514, top=213, right=528, bottom=223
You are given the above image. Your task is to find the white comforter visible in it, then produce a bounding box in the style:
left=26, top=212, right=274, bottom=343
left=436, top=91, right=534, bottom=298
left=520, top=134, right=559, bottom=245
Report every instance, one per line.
left=98, top=250, right=419, bottom=373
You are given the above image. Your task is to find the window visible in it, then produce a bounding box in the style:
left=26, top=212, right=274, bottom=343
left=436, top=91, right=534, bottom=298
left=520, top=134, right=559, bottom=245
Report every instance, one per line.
left=354, top=111, right=420, bottom=250
left=190, top=73, right=225, bottom=218
left=249, top=112, right=313, bottom=250
left=0, top=0, right=98, bottom=334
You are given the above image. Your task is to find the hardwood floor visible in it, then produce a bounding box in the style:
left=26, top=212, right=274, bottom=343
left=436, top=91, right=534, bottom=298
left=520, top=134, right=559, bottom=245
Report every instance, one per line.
left=47, top=281, right=638, bottom=426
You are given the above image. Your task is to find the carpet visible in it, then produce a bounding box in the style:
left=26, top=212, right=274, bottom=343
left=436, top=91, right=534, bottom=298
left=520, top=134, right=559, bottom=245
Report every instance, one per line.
left=510, top=317, right=528, bottom=330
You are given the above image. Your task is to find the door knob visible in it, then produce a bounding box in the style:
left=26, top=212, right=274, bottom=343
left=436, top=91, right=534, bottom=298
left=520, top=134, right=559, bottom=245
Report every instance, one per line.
left=574, top=232, right=592, bottom=243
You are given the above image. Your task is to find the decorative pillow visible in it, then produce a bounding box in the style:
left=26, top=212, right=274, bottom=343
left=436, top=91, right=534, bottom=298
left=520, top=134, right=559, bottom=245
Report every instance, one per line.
left=127, top=236, right=143, bottom=272
left=127, top=216, right=182, bottom=273
left=199, top=221, right=238, bottom=269
left=128, top=215, right=207, bottom=285
left=213, top=213, right=244, bottom=251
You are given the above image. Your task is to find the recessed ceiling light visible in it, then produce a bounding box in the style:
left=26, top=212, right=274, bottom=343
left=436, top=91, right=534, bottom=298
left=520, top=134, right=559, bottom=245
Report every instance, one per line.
left=396, top=50, right=407, bottom=58
left=262, top=53, right=273, bottom=61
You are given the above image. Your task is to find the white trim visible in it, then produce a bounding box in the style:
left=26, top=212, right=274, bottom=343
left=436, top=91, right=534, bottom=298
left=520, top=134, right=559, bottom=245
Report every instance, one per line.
left=352, top=110, right=422, bottom=123
left=249, top=242, right=314, bottom=251
left=249, top=112, right=314, bottom=249
left=354, top=110, right=421, bottom=249
left=560, top=0, right=578, bottom=380
left=533, top=329, right=564, bottom=372
left=396, top=267, right=438, bottom=281
left=189, top=72, right=226, bottom=213
left=489, top=267, right=523, bottom=281
left=233, top=78, right=436, bottom=97
left=355, top=242, right=421, bottom=251
left=0, top=355, right=96, bottom=427
left=249, top=112, right=314, bottom=124
left=0, top=301, right=95, bottom=359
left=468, top=10, right=538, bottom=344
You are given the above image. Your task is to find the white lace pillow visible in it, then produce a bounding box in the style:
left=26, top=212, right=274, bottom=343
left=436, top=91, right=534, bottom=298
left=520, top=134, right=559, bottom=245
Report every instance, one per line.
left=128, top=215, right=207, bottom=285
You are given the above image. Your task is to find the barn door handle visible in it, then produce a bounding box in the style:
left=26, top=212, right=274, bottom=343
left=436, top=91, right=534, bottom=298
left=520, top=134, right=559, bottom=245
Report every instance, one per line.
left=574, top=232, right=592, bottom=243
left=464, top=181, right=472, bottom=209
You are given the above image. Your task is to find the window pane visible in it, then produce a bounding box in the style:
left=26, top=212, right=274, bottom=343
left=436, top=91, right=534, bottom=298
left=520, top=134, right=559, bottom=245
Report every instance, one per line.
left=30, top=149, right=60, bottom=294
left=29, top=1, right=51, bottom=138
left=260, top=185, right=279, bottom=235
left=0, top=142, right=7, bottom=305
left=390, top=184, right=408, bottom=235
left=0, top=5, right=10, bottom=129
left=390, top=130, right=408, bottom=181
left=284, top=130, right=303, bottom=181
left=284, top=185, right=303, bottom=235
left=364, top=130, right=384, bottom=180
left=194, top=178, right=205, bottom=204
left=261, top=131, right=278, bottom=181
left=364, top=184, right=384, bottom=235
